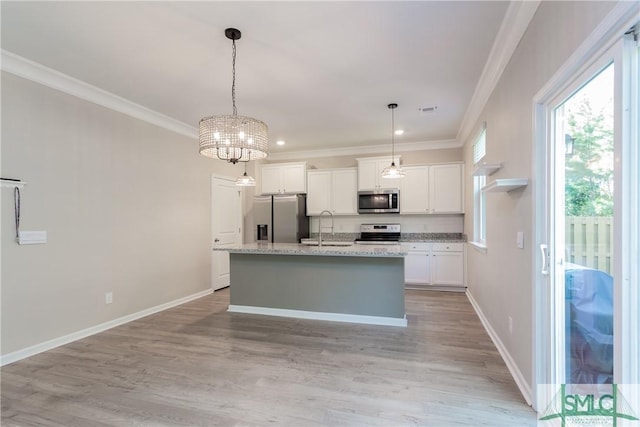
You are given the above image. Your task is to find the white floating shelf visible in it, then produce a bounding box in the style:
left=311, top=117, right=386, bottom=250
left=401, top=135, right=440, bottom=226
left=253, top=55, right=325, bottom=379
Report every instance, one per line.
left=482, top=178, right=528, bottom=192
left=473, top=163, right=502, bottom=176
left=1, top=179, right=27, bottom=188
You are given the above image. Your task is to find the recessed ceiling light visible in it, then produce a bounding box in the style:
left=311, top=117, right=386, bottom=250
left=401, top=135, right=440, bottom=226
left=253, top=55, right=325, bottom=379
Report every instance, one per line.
left=276, top=140, right=285, bottom=146
left=394, top=129, right=404, bottom=136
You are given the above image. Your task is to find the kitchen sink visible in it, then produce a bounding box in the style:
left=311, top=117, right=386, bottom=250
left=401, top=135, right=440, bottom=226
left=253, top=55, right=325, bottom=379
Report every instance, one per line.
left=300, top=239, right=353, bottom=247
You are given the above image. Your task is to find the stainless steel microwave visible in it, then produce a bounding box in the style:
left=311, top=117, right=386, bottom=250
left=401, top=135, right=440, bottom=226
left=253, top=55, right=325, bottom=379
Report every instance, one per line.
left=357, top=189, right=400, bottom=214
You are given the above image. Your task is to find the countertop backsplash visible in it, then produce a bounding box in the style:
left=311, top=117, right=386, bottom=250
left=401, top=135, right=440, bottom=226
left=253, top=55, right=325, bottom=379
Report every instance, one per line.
left=308, top=232, right=466, bottom=242
left=308, top=232, right=358, bottom=242
left=401, top=233, right=466, bottom=242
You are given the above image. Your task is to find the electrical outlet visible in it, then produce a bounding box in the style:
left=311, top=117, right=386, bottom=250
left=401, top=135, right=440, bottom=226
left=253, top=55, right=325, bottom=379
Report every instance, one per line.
left=105, top=292, right=113, bottom=304
left=508, top=316, right=513, bottom=334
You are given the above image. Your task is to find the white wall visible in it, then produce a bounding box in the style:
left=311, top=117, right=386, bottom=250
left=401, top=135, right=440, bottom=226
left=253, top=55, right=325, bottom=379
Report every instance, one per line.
left=0, top=72, right=244, bottom=357
left=462, top=0, right=617, bottom=398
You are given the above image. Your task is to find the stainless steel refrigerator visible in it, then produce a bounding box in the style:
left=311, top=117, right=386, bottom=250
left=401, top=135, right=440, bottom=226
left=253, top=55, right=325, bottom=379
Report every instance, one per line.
left=253, top=194, right=309, bottom=243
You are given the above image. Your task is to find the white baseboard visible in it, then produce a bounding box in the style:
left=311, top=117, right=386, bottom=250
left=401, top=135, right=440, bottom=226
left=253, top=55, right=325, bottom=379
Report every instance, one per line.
left=465, top=290, right=533, bottom=406
left=228, top=305, right=408, bottom=327
left=0, top=289, right=213, bottom=366
left=405, top=285, right=466, bottom=293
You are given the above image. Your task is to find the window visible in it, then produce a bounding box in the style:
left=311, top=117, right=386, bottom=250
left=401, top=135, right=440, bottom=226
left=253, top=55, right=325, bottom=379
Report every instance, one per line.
left=473, top=124, right=487, bottom=246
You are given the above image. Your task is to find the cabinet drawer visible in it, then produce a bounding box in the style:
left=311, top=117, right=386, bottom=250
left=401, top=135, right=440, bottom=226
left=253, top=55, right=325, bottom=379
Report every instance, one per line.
left=431, top=242, right=464, bottom=252
left=401, top=243, right=430, bottom=252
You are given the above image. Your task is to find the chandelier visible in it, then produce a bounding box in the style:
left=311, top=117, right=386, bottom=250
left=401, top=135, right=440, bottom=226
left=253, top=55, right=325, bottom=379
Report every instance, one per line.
left=381, top=103, right=404, bottom=179
left=199, top=28, right=268, bottom=164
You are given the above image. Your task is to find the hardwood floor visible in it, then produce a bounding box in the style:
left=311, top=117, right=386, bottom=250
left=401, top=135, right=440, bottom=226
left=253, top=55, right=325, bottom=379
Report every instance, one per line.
left=1, top=289, right=536, bottom=426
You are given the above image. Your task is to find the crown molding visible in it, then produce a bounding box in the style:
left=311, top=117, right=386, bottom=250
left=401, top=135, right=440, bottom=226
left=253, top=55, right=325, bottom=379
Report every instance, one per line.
left=1, top=50, right=198, bottom=139
left=267, top=139, right=461, bottom=161
left=456, top=1, right=540, bottom=146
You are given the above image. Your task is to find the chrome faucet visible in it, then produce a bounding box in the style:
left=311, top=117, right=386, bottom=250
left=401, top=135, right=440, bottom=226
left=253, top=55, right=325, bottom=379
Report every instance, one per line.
left=318, top=210, right=334, bottom=247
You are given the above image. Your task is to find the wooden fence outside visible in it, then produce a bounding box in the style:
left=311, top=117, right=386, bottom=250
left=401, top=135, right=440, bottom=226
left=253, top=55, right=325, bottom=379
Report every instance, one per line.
left=565, top=216, right=613, bottom=274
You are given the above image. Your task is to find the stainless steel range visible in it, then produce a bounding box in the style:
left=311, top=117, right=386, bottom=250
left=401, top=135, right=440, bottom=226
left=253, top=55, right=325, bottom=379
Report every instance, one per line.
left=355, top=224, right=401, bottom=245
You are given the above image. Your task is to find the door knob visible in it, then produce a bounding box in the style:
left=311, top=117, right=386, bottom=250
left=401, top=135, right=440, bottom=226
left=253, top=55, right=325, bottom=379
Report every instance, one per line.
left=214, top=238, right=220, bottom=243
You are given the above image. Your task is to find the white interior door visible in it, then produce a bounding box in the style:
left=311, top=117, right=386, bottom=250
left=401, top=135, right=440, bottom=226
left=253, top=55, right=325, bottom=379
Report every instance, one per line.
left=211, top=175, right=242, bottom=291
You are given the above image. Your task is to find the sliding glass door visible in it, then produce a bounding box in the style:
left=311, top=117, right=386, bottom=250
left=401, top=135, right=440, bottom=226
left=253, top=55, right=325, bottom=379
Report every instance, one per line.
left=535, top=25, right=639, bottom=418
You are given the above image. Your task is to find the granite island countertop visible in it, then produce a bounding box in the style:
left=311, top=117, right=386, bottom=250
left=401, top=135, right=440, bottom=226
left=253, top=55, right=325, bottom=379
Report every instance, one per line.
left=213, top=242, right=407, bottom=257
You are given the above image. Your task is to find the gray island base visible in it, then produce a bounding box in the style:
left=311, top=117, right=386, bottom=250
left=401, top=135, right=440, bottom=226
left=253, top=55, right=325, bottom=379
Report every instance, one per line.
left=218, top=243, right=407, bottom=327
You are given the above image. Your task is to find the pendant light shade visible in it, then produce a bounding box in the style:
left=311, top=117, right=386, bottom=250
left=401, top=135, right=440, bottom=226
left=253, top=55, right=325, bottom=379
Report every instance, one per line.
left=199, top=28, right=269, bottom=164
left=236, top=162, right=256, bottom=187
left=381, top=103, right=404, bottom=179
left=381, top=161, right=404, bottom=179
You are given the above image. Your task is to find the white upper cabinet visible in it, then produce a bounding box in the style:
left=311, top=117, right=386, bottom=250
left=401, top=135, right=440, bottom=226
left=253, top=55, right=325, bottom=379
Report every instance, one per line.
left=400, top=166, right=429, bottom=213
left=307, top=168, right=357, bottom=215
left=429, top=164, right=463, bottom=213
left=306, top=170, right=331, bottom=214
left=260, top=162, right=307, bottom=194
left=357, top=156, right=401, bottom=191
left=400, top=163, right=464, bottom=214
left=260, top=166, right=283, bottom=194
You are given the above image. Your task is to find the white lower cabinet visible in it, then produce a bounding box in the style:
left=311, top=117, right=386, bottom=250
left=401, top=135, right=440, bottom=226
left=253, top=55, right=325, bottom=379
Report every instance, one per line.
left=431, top=243, right=465, bottom=286
left=402, top=242, right=465, bottom=290
left=404, top=243, right=431, bottom=284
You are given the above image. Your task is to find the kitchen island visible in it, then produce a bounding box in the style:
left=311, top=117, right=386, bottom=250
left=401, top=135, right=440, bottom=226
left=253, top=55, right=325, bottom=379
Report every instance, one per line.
left=213, top=243, right=408, bottom=327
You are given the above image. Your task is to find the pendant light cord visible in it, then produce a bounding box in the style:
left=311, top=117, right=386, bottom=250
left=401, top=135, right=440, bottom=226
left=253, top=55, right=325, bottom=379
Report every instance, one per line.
left=391, top=106, right=395, bottom=161
left=231, top=38, right=237, bottom=117
left=14, top=187, right=21, bottom=242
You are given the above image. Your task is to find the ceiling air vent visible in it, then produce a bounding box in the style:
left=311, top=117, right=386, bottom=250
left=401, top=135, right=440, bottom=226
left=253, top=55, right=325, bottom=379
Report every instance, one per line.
left=418, top=105, right=438, bottom=114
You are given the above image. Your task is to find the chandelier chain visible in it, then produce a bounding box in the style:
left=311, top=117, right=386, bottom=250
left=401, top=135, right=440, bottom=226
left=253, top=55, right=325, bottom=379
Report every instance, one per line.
left=231, top=38, right=237, bottom=117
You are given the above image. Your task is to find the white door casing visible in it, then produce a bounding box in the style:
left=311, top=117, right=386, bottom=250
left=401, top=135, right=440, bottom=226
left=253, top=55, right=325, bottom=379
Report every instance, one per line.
left=211, top=175, right=242, bottom=291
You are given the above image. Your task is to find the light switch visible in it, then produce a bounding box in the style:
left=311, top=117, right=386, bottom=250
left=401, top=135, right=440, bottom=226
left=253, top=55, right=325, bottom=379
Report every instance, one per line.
left=18, top=231, right=47, bottom=245
left=516, top=231, right=524, bottom=249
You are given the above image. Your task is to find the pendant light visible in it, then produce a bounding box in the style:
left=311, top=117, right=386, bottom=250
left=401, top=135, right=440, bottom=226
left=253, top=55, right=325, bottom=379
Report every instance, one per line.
left=199, top=28, right=269, bottom=164
left=236, top=161, right=256, bottom=187
left=381, top=103, right=404, bottom=179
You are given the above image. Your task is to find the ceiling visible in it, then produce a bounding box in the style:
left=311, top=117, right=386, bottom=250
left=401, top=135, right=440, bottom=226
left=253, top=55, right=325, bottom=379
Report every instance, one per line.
left=1, top=1, right=511, bottom=158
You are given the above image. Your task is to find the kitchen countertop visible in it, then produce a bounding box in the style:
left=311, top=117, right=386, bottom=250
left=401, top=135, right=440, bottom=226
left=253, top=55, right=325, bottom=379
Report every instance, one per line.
left=399, top=238, right=467, bottom=243
left=213, top=242, right=407, bottom=258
